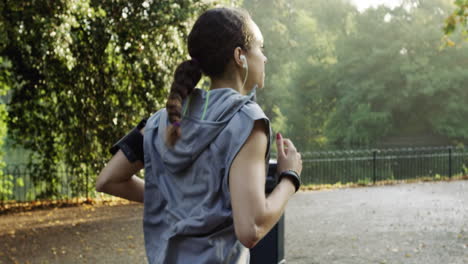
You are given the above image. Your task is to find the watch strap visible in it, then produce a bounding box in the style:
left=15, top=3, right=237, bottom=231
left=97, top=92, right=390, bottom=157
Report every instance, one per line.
left=279, top=169, right=301, bottom=192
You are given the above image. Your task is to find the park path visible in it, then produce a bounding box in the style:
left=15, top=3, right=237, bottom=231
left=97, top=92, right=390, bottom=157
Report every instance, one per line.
left=286, top=180, right=467, bottom=264
left=0, top=180, right=467, bottom=264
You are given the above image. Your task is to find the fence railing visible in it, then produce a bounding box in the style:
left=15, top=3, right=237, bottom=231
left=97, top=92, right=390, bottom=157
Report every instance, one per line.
left=0, top=164, right=93, bottom=203
left=1, top=146, right=467, bottom=203
left=301, top=146, right=468, bottom=185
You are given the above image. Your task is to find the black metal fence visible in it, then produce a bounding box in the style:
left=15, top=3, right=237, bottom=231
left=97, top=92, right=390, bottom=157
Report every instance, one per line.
left=0, top=165, right=93, bottom=203
left=1, top=147, right=467, bottom=203
left=301, top=146, right=468, bottom=185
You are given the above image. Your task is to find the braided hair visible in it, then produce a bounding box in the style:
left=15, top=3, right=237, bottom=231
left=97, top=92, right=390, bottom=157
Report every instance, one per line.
left=165, top=7, right=254, bottom=146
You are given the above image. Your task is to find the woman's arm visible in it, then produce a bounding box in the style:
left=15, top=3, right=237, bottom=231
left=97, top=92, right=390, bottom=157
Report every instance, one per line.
left=96, top=150, right=144, bottom=203
left=229, top=120, right=302, bottom=248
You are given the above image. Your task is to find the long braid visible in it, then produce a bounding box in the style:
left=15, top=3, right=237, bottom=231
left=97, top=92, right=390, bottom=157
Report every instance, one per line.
left=165, top=59, right=201, bottom=146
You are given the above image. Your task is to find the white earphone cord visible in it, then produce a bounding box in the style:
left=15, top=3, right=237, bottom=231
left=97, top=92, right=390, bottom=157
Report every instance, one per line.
left=242, top=59, right=248, bottom=90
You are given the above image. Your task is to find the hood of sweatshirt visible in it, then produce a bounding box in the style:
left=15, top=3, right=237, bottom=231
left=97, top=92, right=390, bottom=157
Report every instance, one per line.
left=155, top=88, right=256, bottom=174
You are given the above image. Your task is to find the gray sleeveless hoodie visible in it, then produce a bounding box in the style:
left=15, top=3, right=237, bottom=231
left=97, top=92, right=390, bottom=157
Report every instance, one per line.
left=143, top=88, right=270, bottom=264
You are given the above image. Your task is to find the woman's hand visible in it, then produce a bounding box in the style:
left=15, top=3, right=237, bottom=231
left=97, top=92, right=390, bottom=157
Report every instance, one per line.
left=276, top=132, right=302, bottom=176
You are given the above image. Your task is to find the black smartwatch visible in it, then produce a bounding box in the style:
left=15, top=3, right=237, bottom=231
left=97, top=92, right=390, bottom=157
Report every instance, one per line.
left=279, top=170, right=301, bottom=192
left=109, top=119, right=147, bottom=163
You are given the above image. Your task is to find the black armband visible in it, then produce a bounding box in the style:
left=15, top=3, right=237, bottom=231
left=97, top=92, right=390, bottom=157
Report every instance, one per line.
left=109, top=119, right=147, bottom=163
left=279, top=170, right=301, bottom=192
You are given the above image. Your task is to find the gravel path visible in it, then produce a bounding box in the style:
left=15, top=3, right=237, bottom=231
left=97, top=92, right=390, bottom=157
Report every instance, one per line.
left=286, top=180, right=468, bottom=264
left=0, top=180, right=466, bottom=264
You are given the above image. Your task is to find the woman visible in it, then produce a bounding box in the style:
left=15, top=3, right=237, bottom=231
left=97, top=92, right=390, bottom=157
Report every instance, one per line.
left=96, top=7, right=302, bottom=264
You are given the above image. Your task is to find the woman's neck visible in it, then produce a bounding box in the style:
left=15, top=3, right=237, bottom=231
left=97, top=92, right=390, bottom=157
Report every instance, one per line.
left=209, top=61, right=254, bottom=95
left=210, top=75, right=251, bottom=95
left=210, top=79, right=252, bottom=95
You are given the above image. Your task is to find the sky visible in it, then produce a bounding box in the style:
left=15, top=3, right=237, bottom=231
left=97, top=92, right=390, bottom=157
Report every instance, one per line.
left=350, top=0, right=403, bottom=11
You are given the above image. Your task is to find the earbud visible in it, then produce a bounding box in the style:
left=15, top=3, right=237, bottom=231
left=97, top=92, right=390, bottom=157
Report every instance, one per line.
left=240, top=55, right=247, bottom=69
left=239, top=54, right=249, bottom=91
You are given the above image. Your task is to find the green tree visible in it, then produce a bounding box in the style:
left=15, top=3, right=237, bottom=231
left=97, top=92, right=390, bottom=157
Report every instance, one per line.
left=0, top=0, right=224, bottom=197
left=248, top=0, right=468, bottom=149
left=285, top=0, right=356, bottom=149
left=291, top=0, right=468, bottom=148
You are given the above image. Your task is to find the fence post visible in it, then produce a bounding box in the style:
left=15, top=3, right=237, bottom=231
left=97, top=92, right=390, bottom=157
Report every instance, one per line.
left=86, top=167, right=89, bottom=201
left=373, top=150, right=377, bottom=184
left=448, top=147, right=452, bottom=179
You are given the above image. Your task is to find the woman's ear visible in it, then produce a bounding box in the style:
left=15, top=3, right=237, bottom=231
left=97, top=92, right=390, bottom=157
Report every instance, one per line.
left=233, top=47, right=244, bottom=68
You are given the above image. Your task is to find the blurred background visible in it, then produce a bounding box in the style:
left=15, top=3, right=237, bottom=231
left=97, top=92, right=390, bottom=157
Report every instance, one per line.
left=0, top=0, right=467, bottom=203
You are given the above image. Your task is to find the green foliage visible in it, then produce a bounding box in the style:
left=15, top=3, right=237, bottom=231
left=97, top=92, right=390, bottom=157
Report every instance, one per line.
left=246, top=0, right=468, bottom=150
left=0, top=174, right=13, bottom=200
left=444, top=0, right=468, bottom=39
left=324, top=0, right=468, bottom=147
left=0, top=55, right=11, bottom=199
left=270, top=105, right=287, bottom=135
left=0, top=0, right=222, bottom=197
